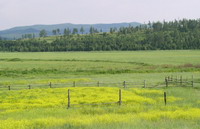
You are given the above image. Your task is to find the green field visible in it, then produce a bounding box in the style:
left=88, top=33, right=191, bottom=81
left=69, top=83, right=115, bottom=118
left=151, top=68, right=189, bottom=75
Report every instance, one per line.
left=0, top=50, right=200, bottom=85
left=0, top=50, right=200, bottom=129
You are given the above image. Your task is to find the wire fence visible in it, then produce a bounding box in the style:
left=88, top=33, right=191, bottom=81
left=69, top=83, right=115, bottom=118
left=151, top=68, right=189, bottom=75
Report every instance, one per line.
left=0, top=80, right=148, bottom=91
left=0, top=76, right=199, bottom=91
left=66, top=75, right=200, bottom=108
left=0, top=75, right=199, bottom=109
left=67, top=89, right=169, bottom=109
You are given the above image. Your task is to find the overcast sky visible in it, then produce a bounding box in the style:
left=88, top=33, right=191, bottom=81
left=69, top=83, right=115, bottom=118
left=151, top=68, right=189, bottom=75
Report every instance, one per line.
left=0, top=0, right=200, bottom=30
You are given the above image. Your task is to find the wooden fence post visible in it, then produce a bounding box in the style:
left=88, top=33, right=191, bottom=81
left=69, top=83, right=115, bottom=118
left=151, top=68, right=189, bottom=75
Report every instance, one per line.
left=180, top=76, right=182, bottom=86
left=123, top=81, right=126, bottom=88
left=49, top=82, right=52, bottom=88
left=97, top=81, right=100, bottom=87
left=144, top=80, right=146, bottom=88
left=164, top=92, right=167, bottom=106
left=119, top=89, right=122, bottom=106
left=68, top=89, right=70, bottom=108
left=28, top=85, right=31, bottom=89
left=192, top=75, right=194, bottom=87
left=8, top=86, right=11, bottom=90
left=73, top=81, right=75, bottom=87
left=165, top=78, right=168, bottom=87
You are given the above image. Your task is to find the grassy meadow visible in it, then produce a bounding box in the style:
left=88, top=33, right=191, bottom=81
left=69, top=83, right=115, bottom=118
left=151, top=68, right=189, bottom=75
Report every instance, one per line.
left=0, top=50, right=200, bottom=129
left=0, top=50, right=200, bottom=85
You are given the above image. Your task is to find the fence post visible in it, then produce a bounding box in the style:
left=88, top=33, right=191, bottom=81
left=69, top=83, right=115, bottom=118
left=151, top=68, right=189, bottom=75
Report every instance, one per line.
left=144, top=80, right=146, bottom=88
left=8, top=86, right=11, bottom=90
left=180, top=76, right=182, bottom=86
left=192, top=75, right=194, bottom=87
left=49, top=82, right=52, bottom=88
left=68, top=89, right=70, bottom=108
left=119, top=89, right=122, bottom=106
left=123, top=81, right=126, bottom=88
left=164, top=92, right=167, bottom=106
left=28, top=85, right=31, bottom=89
left=165, top=77, right=168, bottom=87
left=73, top=81, right=76, bottom=87
left=97, top=81, right=100, bottom=87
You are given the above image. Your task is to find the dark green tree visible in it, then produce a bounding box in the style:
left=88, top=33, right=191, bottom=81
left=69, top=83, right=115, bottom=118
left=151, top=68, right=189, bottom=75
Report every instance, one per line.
left=57, top=29, right=60, bottom=35
left=80, top=27, right=84, bottom=34
left=72, top=28, right=78, bottom=34
left=64, top=28, right=71, bottom=36
left=39, top=29, right=47, bottom=37
left=52, top=30, right=57, bottom=35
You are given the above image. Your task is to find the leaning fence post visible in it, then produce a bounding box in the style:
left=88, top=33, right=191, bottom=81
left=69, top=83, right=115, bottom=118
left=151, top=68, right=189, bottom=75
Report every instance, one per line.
left=49, top=82, right=52, bottom=88
left=119, top=89, right=122, bottom=106
left=144, top=80, right=146, bottom=88
left=28, top=85, right=31, bottom=89
left=164, top=92, right=167, bottom=106
left=97, top=81, right=100, bottom=87
left=165, top=77, right=168, bottom=87
left=8, top=86, right=11, bottom=90
left=123, top=81, right=126, bottom=88
left=68, top=89, right=70, bottom=108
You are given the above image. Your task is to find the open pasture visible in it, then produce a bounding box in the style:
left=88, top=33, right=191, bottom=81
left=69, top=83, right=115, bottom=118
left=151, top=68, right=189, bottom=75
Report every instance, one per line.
left=0, top=50, right=200, bottom=86
left=0, top=50, right=200, bottom=129
left=1, top=50, right=200, bottom=65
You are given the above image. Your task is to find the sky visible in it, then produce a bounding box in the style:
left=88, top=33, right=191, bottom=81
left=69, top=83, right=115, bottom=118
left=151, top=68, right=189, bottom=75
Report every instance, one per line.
left=0, top=0, right=200, bottom=30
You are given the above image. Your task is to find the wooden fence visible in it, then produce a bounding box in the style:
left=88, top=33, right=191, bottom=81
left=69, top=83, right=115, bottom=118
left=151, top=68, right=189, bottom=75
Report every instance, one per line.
left=164, top=75, right=198, bottom=87
left=0, top=75, right=199, bottom=91
left=0, top=80, right=147, bottom=91
left=0, top=75, right=199, bottom=108
left=65, top=75, right=199, bottom=108
left=67, top=89, right=168, bottom=108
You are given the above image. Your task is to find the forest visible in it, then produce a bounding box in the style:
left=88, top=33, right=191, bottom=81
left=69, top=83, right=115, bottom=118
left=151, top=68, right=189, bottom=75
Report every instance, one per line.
left=0, top=19, right=200, bottom=51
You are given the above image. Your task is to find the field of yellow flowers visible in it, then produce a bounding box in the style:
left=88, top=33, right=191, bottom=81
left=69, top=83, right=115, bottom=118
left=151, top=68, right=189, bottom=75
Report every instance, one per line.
left=1, top=87, right=200, bottom=129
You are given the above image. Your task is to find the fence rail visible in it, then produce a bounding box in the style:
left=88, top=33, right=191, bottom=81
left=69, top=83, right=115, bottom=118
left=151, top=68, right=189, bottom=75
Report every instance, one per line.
left=0, top=81, right=147, bottom=91
left=164, top=75, right=200, bottom=88
left=0, top=75, right=199, bottom=91
left=0, top=75, right=199, bottom=109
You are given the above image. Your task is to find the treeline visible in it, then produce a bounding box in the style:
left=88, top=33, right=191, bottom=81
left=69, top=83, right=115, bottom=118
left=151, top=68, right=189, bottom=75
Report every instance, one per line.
left=0, top=19, right=200, bottom=51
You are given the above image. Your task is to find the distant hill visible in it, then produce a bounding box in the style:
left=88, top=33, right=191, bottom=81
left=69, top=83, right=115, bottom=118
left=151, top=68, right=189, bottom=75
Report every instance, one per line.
left=0, top=22, right=141, bottom=39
